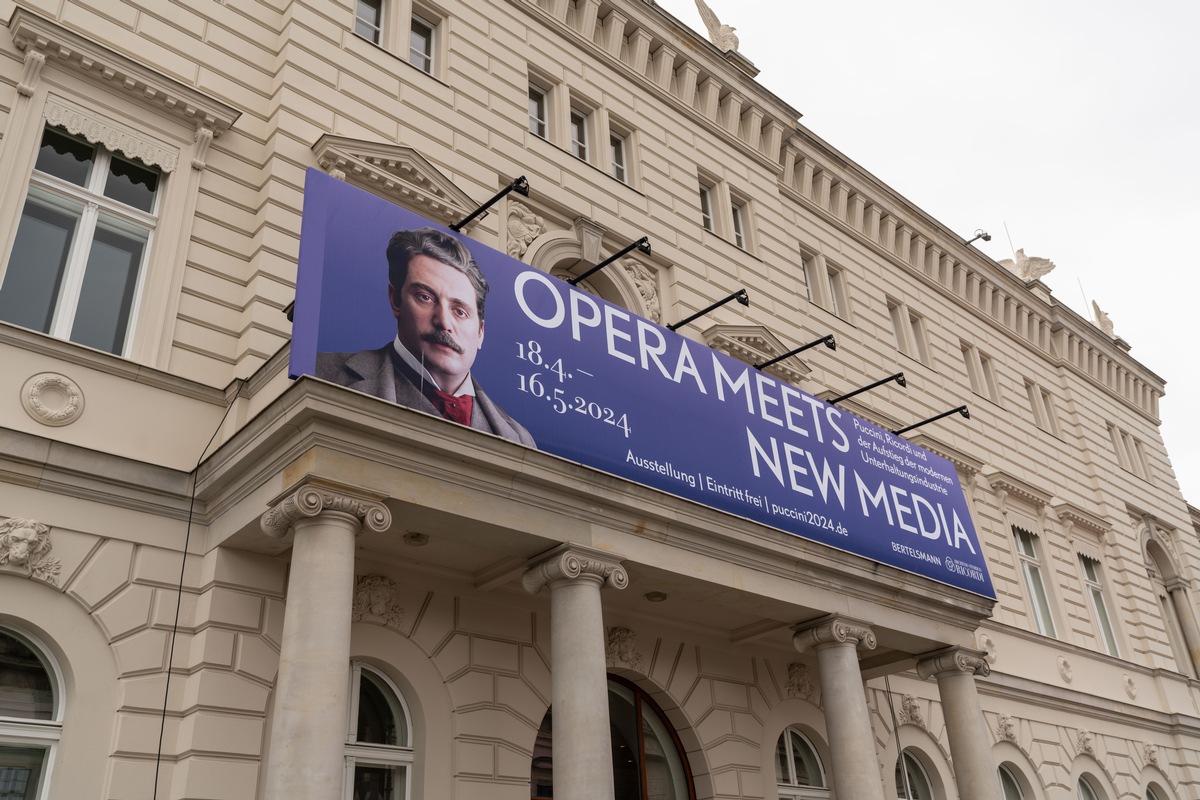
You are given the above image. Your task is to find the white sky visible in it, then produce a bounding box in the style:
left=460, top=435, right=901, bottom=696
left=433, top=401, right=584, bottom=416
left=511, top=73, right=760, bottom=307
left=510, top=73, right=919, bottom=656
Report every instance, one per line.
left=656, top=0, right=1200, bottom=507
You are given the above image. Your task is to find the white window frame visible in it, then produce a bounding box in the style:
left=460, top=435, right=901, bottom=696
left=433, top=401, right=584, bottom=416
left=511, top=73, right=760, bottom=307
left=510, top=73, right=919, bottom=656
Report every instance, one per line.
left=731, top=201, right=747, bottom=249
left=569, top=107, right=590, bottom=161
left=609, top=132, right=627, bottom=183
left=895, top=749, right=934, bottom=800
left=776, top=727, right=829, bottom=800
left=1, top=125, right=161, bottom=357
left=408, top=13, right=435, bottom=74
left=1078, top=776, right=1101, bottom=800
left=699, top=182, right=715, bottom=232
left=355, top=0, right=384, bottom=45
left=1014, top=527, right=1058, bottom=638
left=999, top=765, right=1025, bottom=800
left=528, top=84, right=549, bottom=139
left=887, top=298, right=930, bottom=364
left=0, top=627, right=64, bottom=800
left=344, top=662, right=414, bottom=800
left=1079, top=556, right=1120, bottom=656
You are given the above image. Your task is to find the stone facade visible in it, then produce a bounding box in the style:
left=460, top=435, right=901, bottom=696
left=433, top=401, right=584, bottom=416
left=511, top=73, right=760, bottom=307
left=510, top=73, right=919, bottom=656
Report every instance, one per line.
left=0, top=2, right=1196, bottom=800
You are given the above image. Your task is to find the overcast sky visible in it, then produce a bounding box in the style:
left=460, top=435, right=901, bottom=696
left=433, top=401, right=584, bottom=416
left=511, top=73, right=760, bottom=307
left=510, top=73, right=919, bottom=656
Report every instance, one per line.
left=656, top=0, right=1200, bottom=508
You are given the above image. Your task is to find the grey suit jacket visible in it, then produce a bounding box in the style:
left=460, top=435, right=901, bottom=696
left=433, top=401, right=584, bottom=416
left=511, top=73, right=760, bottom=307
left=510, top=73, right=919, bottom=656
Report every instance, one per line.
left=315, top=345, right=536, bottom=448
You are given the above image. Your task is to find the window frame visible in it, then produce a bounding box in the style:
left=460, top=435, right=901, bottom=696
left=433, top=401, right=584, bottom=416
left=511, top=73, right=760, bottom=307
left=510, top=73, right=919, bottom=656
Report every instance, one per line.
left=1080, top=555, right=1120, bottom=656
left=528, top=84, right=549, bottom=140
left=408, top=13, right=436, bottom=74
left=609, top=132, right=627, bottom=183
left=775, top=726, right=829, bottom=800
left=895, top=749, right=934, bottom=800
left=0, top=626, right=64, bottom=800
left=569, top=107, right=590, bottom=162
left=343, top=662, right=414, bottom=800
left=355, top=0, right=384, bottom=45
left=699, top=182, right=715, bottom=233
left=1014, top=526, right=1058, bottom=638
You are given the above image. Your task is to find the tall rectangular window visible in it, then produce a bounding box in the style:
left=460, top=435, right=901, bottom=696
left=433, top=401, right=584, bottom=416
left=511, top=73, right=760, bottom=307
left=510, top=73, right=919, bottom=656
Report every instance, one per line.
left=569, top=109, right=589, bottom=160
left=962, top=344, right=1000, bottom=403
left=1014, top=527, right=1057, bottom=637
left=0, top=126, right=160, bottom=356
left=801, top=254, right=816, bottom=304
left=699, top=185, right=714, bottom=232
left=731, top=203, right=746, bottom=249
left=355, top=0, right=383, bottom=44
left=826, top=267, right=844, bottom=317
left=1080, top=556, right=1119, bottom=656
left=528, top=85, right=548, bottom=138
left=408, top=16, right=434, bottom=73
left=609, top=133, right=627, bottom=182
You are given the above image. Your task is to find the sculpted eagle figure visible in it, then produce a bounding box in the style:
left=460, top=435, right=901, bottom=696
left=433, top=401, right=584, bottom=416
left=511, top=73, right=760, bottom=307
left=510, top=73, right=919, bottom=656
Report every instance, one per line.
left=695, top=0, right=739, bottom=53
left=999, top=248, right=1055, bottom=282
left=1092, top=300, right=1115, bottom=337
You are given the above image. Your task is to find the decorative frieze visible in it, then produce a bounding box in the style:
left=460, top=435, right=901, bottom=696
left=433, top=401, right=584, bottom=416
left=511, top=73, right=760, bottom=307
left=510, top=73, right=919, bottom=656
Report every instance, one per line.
left=45, top=97, right=179, bottom=172
left=522, top=543, right=628, bottom=594
left=0, top=518, right=61, bottom=585
left=261, top=483, right=391, bottom=539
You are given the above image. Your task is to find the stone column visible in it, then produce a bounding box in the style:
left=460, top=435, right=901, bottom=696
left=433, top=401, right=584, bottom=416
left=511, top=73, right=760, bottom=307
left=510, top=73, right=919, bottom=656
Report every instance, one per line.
left=793, top=616, right=885, bottom=800
left=259, top=483, right=391, bottom=800
left=917, top=647, right=1001, bottom=800
left=524, top=544, right=628, bottom=800
left=1166, top=580, right=1200, bottom=675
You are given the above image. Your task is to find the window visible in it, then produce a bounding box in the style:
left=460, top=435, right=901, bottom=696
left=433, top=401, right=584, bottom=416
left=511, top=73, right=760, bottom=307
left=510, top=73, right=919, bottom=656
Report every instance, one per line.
left=1080, top=556, right=1120, bottom=656
left=1014, top=527, right=1057, bottom=637
left=962, top=343, right=1000, bottom=403
left=610, top=133, right=627, bottom=182
left=531, top=676, right=694, bottom=800
left=569, top=109, right=589, bottom=161
left=0, top=628, right=62, bottom=800
left=775, top=727, right=827, bottom=799
left=887, top=299, right=930, bottom=364
left=999, top=765, right=1025, bottom=800
left=355, top=0, right=383, bottom=44
left=1078, top=776, right=1101, bottom=800
left=528, top=85, right=548, bottom=139
left=894, top=750, right=933, bottom=800
left=1025, top=381, right=1061, bottom=436
left=0, top=125, right=161, bottom=356
left=344, top=663, right=413, bottom=800
left=826, top=267, right=845, bottom=317
left=1108, top=423, right=1151, bottom=479
left=408, top=15, right=434, bottom=73
left=731, top=202, right=746, bottom=249
left=801, top=254, right=817, bottom=304
left=699, top=184, right=715, bottom=232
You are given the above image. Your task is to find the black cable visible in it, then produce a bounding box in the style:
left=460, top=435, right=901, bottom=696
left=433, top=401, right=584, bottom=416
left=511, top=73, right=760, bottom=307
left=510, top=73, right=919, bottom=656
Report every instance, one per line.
left=152, top=378, right=245, bottom=800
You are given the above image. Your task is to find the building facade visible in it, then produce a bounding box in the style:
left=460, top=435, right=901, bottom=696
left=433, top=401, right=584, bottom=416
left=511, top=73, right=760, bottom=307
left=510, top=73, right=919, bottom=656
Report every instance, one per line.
left=0, top=2, right=1197, bottom=800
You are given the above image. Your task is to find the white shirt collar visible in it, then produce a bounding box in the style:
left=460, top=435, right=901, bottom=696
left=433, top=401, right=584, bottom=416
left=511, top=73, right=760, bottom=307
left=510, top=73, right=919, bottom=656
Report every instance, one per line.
left=392, top=336, right=476, bottom=397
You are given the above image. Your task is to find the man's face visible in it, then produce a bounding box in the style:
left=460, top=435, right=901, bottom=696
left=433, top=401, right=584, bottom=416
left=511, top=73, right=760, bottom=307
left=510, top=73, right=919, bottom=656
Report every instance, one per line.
left=389, top=254, right=484, bottom=393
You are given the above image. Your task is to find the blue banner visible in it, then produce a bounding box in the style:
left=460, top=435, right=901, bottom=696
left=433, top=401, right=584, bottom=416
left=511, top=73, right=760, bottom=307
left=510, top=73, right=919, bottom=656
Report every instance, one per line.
left=291, top=169, right=995, bottom=598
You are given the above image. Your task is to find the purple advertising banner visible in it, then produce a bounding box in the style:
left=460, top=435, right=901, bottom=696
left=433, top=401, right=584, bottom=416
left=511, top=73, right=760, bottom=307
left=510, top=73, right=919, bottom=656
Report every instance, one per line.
left=291, top=169, right=995, bottom=598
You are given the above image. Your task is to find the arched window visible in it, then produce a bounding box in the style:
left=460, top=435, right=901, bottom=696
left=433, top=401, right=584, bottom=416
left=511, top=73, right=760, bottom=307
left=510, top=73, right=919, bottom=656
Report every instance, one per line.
left=775, top=727, right=828, bottom=799
left=531, top=676, right=694, bottom=800
left=1146, top=786, right=1163, bottom=800
left=894, top=749, right=933, bottom=800
left=1078, top=776, right=1101, bottom=800
left=0, top=627, right=62, bottom=800
left=999, top=765, right=1025, bottom=800
left=345, top=663, right=413, bottom=800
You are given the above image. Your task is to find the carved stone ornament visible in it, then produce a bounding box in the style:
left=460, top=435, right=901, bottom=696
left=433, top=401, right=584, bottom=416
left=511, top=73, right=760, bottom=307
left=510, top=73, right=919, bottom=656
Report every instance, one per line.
left=522, top=544, right=628, bottom=594
left=1123, top=674, right=1138, bottom=700
left=1092, top=300, right=1116, bottom=338
left=916, top=647, right=991, bottom=680
left=606, top=627, right=644, bottom=671
left=17, top=49, right=45, bottom=97
left=1076, top=730, right=1094, bottom=756
left=1143, top=743, right=1158, bottom=767
left=784, top=662, right=815, bottom=701
left=976, top=632, right=998, bottom=665
left=793, top=615, right=877, bottom=654
left=507, top=200, right=547, bottom=259
left=694, top=0, right=740, bottom=53
left=21, top=372, right=84, bottom=427
left=260, top=484, right=391, bottom=539
left=352, top=575, right=404, bottom=627
left=623, top=259, right=661, bottom=323
left=44, top=97, right=179, bottom=172
left=1057, top=656, right=1074, bottom=684
left=998, top=248, right=1055, bottom=282
left=898, top=694, right=925, bottom=730
left=996, top=713, right=1017, bottom=742
left=0, top=518, right=61, bottom=585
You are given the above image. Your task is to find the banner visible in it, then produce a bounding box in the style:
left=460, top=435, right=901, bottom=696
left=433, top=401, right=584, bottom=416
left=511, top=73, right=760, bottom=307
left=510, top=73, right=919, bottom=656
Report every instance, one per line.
left=291, top=169, right=995, bottom=598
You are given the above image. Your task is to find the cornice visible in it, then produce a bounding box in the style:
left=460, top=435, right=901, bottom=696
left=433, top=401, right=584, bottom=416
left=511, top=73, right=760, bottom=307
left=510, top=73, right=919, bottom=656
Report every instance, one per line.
left=702, top=324, right=811, bottom=385
left=8, top=8, right=239, bottom=135
left=1052, top=501, right=1112, bottom=540
left=904, top=434, right=984, bottom=478
left=983, top=469, right=1052, bottom=510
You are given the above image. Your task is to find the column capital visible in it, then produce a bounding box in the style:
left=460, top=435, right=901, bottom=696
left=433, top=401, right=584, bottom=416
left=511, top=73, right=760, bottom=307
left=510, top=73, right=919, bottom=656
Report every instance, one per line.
left=916, top=646, right=991, bottom=680
left=261, top=480, right=391, bottom=539
left=522, top=543, right=628, bottom=595
left=792, top=615, right=877, bottom=653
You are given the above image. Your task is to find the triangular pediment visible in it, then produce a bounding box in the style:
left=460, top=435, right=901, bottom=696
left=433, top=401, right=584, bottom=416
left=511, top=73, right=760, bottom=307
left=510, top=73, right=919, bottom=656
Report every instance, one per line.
left=702, top=324, right=812, bottom=385
left=312, top=135, right=475, bottom=226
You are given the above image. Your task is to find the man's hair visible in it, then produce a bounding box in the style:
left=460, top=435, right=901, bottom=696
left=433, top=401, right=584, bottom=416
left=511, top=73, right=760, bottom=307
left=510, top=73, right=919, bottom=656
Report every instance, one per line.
left=386, top=228, right=489, bottom=321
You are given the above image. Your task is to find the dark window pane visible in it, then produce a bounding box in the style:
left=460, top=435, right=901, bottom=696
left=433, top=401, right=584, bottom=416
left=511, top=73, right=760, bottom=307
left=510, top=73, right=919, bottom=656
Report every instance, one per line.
left=0, top=631, right=54, bottom=719
left=352, top=764, right=396, bottom=800
left=609, top=684, right=642, bottom=800
left=357, top=672, right=399, bottom=745
left=409, top=19, right=433, bottom=73
left=104, top=155, right=159, bottom=213
left=0, top=747, right=47, bottom=800
left=0, top=199, right=78, bottom=335
left=70, top=222, right=144, bottom=353
left=356, top=0, right=382, bottom=43
left=34, top=127, right=95, bottom=186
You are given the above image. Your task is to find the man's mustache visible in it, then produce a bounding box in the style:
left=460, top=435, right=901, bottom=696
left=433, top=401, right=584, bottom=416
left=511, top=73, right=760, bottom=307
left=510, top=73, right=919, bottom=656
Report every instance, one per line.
left=422, top=330, right=463, bottom=354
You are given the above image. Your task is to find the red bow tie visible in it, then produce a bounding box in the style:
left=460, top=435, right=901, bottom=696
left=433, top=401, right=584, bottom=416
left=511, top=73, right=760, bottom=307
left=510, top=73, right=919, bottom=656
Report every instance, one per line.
left=429, top=389, right=473, bottom=426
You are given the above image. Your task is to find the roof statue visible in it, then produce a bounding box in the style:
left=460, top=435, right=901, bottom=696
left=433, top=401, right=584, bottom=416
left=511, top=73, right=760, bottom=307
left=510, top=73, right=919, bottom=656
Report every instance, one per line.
left=694, top=0, right=739, bottom=53
left=1092, top=300, right=1115, bottom=337
left=999, top=248, right=1056, bottom=282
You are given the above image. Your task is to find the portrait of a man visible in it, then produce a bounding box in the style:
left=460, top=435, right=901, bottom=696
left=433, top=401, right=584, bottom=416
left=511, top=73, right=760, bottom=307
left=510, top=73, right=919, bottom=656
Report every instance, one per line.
left=316, top=227, right=536, bottom=447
